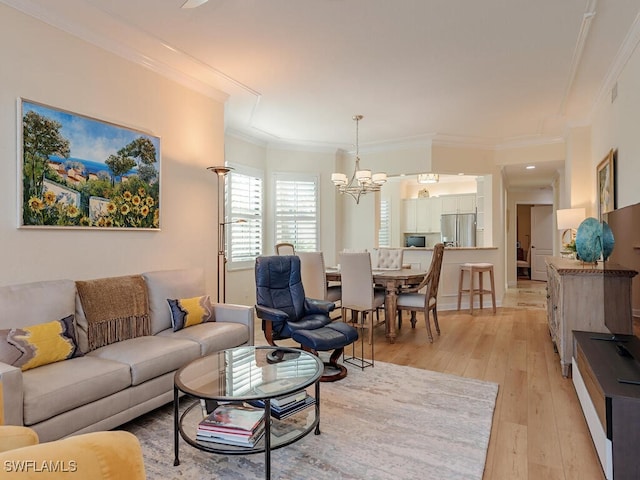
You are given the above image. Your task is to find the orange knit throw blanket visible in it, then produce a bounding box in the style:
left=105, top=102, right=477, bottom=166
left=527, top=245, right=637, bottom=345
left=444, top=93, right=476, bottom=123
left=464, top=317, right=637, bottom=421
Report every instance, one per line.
left=76, top=275, right=150, bottom=351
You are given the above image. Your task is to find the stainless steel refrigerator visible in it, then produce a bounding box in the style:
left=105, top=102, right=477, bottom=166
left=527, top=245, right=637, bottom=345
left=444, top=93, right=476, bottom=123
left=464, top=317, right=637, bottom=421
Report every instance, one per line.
left=440, top=213, right=476, bottom=247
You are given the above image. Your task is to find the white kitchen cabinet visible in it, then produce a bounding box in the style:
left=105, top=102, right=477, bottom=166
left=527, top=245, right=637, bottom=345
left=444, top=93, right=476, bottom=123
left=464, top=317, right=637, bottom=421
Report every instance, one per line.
left=402, top=199, right=417, bottom=233
left=415, top=198, right=429, bottom=232
left=440, top=194, right=476, bottom=214
left=440, top=195, right=458, bottom=214
left=428, top=197, right=442, bottom=232
left=404, top=197, right=442, bottom=233
left=458, top=194, right=476, bottom=213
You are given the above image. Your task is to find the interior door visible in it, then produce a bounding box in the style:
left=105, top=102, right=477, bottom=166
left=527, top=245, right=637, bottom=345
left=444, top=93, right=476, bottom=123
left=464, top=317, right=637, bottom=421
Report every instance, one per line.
left=531, top=205, right=553, bottom=281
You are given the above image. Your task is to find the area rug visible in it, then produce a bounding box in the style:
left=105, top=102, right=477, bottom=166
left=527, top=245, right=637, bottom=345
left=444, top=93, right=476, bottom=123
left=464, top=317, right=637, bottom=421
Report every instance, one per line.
left=121, top=361, right=498, bottom=480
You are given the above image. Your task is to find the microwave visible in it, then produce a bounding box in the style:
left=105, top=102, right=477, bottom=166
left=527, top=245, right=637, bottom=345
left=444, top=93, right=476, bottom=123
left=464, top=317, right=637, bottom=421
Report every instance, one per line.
left=406, top=235, right=426, bottom=247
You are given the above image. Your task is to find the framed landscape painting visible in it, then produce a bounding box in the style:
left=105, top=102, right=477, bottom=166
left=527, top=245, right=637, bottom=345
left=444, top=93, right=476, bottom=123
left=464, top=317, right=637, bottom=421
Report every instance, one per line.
left=19, top=99, right=161, bottom=230
left=596, top=148, right=616, bottom=221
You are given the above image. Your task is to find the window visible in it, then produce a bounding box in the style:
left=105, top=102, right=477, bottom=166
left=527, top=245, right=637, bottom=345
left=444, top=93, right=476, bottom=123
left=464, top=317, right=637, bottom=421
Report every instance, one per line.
left=274, top=174, right=319, bottom=252
left=227, top=167, right=263, bottom=267
left=378, top=198, right=391, bottom=247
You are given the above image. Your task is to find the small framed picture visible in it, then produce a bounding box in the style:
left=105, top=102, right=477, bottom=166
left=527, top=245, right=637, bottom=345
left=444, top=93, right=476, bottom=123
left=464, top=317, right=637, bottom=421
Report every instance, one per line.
left=596, top=148, right=616, bottom=221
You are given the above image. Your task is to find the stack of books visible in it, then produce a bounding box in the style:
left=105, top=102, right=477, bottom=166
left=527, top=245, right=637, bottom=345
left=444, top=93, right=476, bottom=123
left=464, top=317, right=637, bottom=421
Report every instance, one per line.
left=250, top=390, right=316, bottom=420
left=196, top=404, right=265, bottom=447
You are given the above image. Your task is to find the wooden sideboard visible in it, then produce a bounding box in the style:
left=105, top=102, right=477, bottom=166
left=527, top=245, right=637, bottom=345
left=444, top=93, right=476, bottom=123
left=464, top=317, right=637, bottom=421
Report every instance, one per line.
left=545, top=257, right=638, bottom=377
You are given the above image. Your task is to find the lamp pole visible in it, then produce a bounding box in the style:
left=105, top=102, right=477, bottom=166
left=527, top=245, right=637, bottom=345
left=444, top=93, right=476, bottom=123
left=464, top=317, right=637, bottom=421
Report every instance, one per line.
left=207, top=166, right=232, bottom=303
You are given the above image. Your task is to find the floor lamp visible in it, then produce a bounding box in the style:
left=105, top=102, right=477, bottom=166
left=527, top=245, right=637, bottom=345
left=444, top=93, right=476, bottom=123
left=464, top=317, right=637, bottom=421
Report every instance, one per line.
left=207, top=165, right=232, bottom=303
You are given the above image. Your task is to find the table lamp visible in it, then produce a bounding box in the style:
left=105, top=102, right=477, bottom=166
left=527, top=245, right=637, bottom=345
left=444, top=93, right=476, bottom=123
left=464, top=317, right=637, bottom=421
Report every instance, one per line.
left=556, top=208, right=586, bottom=248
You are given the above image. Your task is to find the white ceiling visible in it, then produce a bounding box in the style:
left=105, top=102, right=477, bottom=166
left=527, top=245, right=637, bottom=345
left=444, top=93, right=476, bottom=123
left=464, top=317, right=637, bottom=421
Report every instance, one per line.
left=6, top=0, right=640, bottom=188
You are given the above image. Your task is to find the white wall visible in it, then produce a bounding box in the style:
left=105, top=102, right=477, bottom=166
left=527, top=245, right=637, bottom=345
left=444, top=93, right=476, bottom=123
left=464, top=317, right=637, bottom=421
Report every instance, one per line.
left=0, top=5, right=224, bottom=292
left=591, top=41, right=640, bottom=210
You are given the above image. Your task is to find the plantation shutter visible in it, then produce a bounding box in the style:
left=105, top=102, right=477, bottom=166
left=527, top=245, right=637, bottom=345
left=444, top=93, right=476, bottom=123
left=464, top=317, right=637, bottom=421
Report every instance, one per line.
left=378, top=198, right=391, bottom=247
left=228, top=170, right=263, bottom=265
left=274, top=174, right=319, bottom=252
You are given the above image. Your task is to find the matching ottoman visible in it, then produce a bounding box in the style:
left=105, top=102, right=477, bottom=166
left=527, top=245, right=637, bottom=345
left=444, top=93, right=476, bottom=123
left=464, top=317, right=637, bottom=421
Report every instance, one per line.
left=292, top=322, right=358, bottom=382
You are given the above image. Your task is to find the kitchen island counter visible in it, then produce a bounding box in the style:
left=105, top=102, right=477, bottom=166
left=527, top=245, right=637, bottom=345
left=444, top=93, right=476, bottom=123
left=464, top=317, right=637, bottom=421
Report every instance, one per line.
left=401, top=246, right=503, bottom=311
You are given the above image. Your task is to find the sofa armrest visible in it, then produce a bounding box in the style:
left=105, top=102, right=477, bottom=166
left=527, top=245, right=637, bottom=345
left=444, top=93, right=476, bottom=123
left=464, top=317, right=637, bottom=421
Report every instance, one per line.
left=0, top=430, right=145, bottom=479
left=0, top=363, right=23, bottom=426
left=212, top=303, right=255, bottom=346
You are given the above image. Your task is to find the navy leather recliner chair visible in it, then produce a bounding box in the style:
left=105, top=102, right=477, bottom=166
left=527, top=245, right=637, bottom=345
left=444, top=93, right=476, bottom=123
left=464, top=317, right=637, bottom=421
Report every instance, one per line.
left=255, top=255, right=358, bottom=381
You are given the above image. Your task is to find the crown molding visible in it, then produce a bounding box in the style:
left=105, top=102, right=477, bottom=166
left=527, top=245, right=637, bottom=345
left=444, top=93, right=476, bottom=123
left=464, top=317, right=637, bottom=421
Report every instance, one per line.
left=591, top=8, right=640, bottom=115
left=1, top=0, right=232, bottom=103
left=558, top=0, right=598, bottom=115
left=228, top=124, right=566, bottom=154
left=494, top=135, right=566, bottom=150
left=224, top=128, right=268, bottom=147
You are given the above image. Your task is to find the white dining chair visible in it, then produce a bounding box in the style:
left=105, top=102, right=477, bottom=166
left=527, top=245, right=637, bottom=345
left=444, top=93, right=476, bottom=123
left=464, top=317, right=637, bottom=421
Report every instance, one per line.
left=275, top=242, right=295, bottom=255
left=373, top=248, right=404, bottom=269
left=298, top=251, right=341, bottom=305
left=338, top=252, right=385, bottom=369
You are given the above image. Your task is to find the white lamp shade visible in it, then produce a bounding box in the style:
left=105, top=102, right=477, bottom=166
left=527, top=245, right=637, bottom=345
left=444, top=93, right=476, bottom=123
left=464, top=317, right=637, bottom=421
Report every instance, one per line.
left=372, top=172, right=387, bottom=185
left=331, top=173, right=348, bottom=185
left=356, top=169, right=372, bottom=183
left=556, top=208, right=586, bottom=230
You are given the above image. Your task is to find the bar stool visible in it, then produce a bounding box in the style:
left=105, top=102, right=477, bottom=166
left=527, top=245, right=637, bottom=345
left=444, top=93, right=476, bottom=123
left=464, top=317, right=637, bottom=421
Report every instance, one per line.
left=457, top=263, right=496, bottom=314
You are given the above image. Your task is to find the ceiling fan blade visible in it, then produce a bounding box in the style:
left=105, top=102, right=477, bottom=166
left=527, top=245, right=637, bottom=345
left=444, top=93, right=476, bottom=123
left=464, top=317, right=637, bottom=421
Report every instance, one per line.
left=181, top=0, right=209, bottom=8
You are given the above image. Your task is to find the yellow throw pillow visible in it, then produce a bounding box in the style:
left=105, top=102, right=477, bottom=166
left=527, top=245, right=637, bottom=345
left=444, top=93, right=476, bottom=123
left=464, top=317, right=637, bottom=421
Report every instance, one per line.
left=1, top=315, right=82, bottom=371
left=167, top=295, right=214, bottom=332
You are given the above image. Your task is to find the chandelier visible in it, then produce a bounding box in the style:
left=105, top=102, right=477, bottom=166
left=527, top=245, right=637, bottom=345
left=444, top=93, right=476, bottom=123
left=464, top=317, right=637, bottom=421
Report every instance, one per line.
left=331, top=115, right=387, bottom=204
left=417, top=173, right=439, bottom=184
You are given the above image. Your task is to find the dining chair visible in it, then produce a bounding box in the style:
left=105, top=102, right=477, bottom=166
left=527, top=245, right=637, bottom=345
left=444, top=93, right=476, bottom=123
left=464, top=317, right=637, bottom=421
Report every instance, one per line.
left=298, top=251, right=342, bottom=305
left=275, top=242, right=295, bottom=255
left=372, top=248, right=404, bottom=269
left=338, top=252, right=385, bottom=368
left=396, top=243, right=445, bottom=342
left=516, top=245, right=531, bottom=278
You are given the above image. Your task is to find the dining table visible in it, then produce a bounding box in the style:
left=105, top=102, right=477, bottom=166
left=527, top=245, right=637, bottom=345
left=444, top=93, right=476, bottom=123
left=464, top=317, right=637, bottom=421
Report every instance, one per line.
left=325, top=267, right=428, bottom=344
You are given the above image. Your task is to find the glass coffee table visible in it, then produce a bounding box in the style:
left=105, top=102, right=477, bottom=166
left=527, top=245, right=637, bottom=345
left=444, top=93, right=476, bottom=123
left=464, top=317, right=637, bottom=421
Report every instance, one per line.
left=173, top=346, right=323, bottom=479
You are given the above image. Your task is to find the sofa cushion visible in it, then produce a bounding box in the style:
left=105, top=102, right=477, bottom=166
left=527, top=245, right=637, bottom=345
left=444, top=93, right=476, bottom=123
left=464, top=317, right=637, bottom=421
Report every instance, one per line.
left=22, top=356, right=131, bottom=426
left=142, top=269, right=206, bottom=334
left=87, top=336, right=200, bottom=386
left=0, top=315, right=82, bottom=371
left=168, top=295, right=214, bottom=331
left=157, top=322, right=249, bottom=356
left=0, top=280, right=76, bottom=330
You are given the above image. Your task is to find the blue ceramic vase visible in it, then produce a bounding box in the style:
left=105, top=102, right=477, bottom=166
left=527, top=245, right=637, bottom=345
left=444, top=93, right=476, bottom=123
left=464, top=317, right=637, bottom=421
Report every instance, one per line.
left=575, top=217, right=602, bottom=263
left=601, top=221, right=615, bottom=261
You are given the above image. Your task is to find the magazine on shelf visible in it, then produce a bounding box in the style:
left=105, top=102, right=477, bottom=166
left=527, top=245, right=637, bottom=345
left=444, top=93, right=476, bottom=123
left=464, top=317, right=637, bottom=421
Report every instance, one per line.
left=197, top=421, right=265, bottom=443
left=270, top=390, right=307, bottom=408
left=196, top=428, right=265, bottom=448
left=271, top=395, right=315, bottom=420
left=249, top=394, right=315, bottom=419
left=199, top=404, right=265, bottom=433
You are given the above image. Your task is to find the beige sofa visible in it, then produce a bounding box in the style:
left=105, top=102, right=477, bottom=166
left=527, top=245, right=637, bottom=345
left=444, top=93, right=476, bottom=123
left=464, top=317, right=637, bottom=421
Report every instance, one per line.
left=0, top=268, right=254, bottom=442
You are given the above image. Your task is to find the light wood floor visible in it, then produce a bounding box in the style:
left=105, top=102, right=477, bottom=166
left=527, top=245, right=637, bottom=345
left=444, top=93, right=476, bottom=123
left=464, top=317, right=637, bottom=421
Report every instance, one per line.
left=377, top=280, right=603, bottom=480
left=255, top=280, right=605, bottom=479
